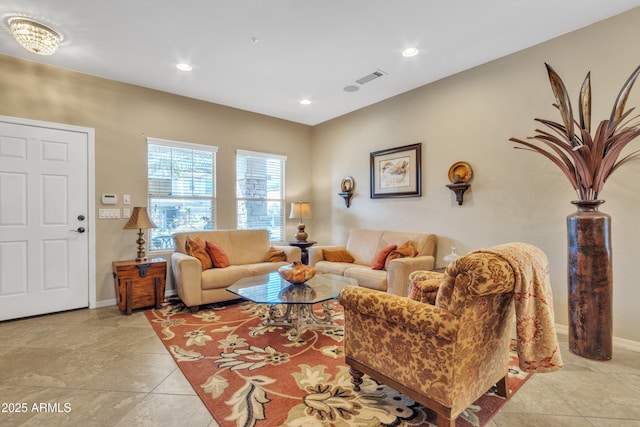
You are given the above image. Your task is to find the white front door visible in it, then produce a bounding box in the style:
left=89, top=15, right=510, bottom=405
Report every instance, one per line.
left=0, top=117, right=93, bottom=321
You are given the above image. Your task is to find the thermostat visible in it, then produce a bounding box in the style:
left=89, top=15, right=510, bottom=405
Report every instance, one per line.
left=101, top=194, right=118, bottom=205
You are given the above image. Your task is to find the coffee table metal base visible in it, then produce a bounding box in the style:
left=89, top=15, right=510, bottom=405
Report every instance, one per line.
left=265, top=301, right=335, bottom=341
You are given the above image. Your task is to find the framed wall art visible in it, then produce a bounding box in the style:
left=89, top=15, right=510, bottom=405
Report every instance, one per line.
left=370, top=143, right=422, bottom=198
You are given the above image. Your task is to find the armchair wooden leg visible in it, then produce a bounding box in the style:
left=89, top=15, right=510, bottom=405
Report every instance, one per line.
left=496, top=375, right=510, bottom=398
left=349, top=367, right=364, bottom=391
left=189, top=305, right=200, bottom=313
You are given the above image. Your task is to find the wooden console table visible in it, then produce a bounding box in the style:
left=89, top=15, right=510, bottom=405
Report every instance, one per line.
left=112, top=258, right=166, bottom=315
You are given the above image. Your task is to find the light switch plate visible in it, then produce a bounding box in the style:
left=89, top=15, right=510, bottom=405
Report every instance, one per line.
left=99, top=208, right=121, bottom=219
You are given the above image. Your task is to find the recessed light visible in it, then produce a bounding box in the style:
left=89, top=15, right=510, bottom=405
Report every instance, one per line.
left=300, top=99, right=311, bottom=105
left=176, top=63, right=192, bottom=71
left=402, top=47, right=419, bottom=57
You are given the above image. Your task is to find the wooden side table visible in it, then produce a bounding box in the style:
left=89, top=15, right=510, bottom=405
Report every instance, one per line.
left=287, top=241, right=317, bottom=265
left=112, top=258, right=167, bottom=315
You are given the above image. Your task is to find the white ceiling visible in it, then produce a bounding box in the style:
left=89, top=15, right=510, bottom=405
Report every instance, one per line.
left=2, top=1, right=640, bottom=126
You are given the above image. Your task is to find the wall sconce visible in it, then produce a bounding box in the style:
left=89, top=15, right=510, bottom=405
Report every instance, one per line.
left=338, top=176, right=354, bottom=208
left=446, top=162, right=473, bottom=205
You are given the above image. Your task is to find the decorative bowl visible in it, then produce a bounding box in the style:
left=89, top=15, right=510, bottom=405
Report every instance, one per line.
left=278, top=261, right=316, bottom=285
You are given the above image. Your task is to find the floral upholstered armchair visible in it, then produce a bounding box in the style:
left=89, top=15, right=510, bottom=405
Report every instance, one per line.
left=338, top=243, right=562, bottom=427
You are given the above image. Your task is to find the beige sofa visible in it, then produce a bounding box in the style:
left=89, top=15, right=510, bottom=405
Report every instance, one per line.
left=308, top=229, right=437, bottom=296
left=171, top=229, right=301, bottom=311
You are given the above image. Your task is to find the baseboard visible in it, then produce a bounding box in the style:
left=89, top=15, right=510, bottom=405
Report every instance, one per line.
left=95, top=298, right=116, bottom=308
left=555, top=324, right=640, bottom=353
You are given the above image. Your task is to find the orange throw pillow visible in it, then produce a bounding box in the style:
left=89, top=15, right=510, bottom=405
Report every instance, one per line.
left=185, top=237, right=213, bottom=271
left=371, top=244, right=397, bottom=270
left=264, top=246, right=287, bottom=262
left=323, top=249, right=355, bottom=263
left=205, top=241, right=231, bottom=268
left=385, top=241, right=418, bottom=269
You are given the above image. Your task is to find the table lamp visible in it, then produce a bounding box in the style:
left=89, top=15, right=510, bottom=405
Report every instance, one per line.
left=289, top=201, right=312, bottom=242
left=123, top=207, right=157, bottom=262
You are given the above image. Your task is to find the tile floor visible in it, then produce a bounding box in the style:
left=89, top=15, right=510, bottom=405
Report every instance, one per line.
left=0, top=305, right=639, bottom=427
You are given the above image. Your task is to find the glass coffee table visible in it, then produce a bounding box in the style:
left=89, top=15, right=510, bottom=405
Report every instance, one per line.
left=227, top=272, right=357, bottom=341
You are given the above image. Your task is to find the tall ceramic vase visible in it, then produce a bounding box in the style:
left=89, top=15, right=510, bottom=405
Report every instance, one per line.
left=566, top=200, right=613, bottom=360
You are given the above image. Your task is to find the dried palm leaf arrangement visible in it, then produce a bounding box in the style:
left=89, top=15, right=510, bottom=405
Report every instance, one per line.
left=510, top=63, right=640, bottom=201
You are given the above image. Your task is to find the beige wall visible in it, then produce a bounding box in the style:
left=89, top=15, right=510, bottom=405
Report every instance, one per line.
left=2, top=6, right=640, bottom=345
left=0, top=55, right=312, bottom=304
left=312, top=7, right=640, bottom=344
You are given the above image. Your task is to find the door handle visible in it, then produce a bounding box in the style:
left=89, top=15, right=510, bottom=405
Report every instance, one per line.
left=70, top=227, right=86, bottom=233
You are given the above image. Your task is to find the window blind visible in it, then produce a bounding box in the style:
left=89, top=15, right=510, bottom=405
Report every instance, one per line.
left=147, top=138, right=218, bottom=250
left=236, top=149, right=286, bottom=242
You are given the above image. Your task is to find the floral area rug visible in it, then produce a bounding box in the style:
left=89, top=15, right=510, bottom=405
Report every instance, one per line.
left=145, top=299, right=530, bottom=427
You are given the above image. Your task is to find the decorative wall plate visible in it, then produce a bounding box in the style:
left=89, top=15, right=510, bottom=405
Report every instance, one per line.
left=341, top=176, right=354, bottom=193
left=448, top=162, right=473, bottom=183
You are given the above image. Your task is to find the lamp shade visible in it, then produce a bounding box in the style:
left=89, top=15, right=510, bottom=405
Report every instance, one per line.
left=123, top=207, right=157, bottom=230
left=289, top=201, right=312, bottom=219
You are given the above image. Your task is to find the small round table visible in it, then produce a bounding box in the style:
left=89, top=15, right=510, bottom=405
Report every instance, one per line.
left=287, top=241, right=317, bottom=265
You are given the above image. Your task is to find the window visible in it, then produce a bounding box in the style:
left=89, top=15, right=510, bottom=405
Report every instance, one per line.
left=147, top=138, right=217, bottom=251
left=236, top=149, right=286, bottom=241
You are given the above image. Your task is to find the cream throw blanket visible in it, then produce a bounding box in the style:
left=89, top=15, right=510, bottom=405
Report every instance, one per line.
left=476, top=243, right=563, bottom=373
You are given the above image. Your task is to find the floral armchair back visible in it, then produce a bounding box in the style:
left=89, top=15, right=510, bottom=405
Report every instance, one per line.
left=436, top=252, right=515, bottom=313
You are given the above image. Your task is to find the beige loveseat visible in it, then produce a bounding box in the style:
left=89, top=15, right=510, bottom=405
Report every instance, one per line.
left=308, top=229, right=437, bottom=296
left=171, top=229, right=301, bottom=311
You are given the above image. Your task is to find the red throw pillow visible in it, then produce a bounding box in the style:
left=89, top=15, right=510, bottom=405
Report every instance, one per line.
left=185, top=237, right=213, bottom=271
left=371, top=244, right=397, bottom=270
left=205, top=241, right=231, bottom=268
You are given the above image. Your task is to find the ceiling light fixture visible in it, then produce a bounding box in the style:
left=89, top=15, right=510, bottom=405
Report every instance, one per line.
left=300, top=99, right=311, bottom=105
left=8, top=17, right=61, bottom=56
left=402, top=47, right=420, bottom=57
left=176, top=63, right=192, bottom=71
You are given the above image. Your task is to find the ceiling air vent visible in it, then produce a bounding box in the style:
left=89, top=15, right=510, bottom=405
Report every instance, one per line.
left=356, top=69, right=387, bottom=85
